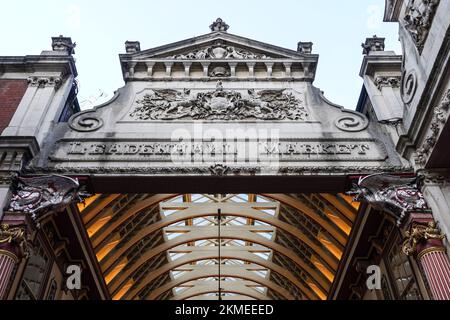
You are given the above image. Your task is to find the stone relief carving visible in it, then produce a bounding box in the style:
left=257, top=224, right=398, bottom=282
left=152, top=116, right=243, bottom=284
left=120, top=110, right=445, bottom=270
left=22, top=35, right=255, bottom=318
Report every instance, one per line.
left=374, top=76, right=401, bottom=91
left=209, top=66, right=231, bottom=77
left=170, top=41, right=270, bottom=60
left=415, top=89, right=450, bottom=166
left=209, top=164, right=230, bottom=176
left=403, top=0, right=440, bottom=53
left=8, top=175, right=88, bottom=221
left=129, top=82, right=309, bottom=121
left=351, top=173, right=429, bottom=225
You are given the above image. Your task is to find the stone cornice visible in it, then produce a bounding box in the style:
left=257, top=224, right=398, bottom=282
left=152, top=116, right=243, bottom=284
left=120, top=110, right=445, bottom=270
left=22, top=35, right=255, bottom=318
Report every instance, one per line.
left=0, top=54, right=77, bottom=78
left=359, top=54, right=402, bottom=78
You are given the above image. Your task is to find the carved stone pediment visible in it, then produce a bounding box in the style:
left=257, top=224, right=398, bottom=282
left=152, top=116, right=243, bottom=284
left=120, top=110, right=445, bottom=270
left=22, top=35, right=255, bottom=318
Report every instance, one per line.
left=128, top=82, right=309, bottom=121
left=122, top=32, right=308, bottom=62
left=168, top=41, right=271, bottom=60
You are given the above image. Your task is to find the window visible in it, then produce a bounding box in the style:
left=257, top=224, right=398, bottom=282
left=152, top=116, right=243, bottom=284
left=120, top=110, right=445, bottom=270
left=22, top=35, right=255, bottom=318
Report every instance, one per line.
left=47, top=279, right=58, bottom=300
left=15, top=241, right=49, bottom=300
left=385, top=236, right=422, bottom=300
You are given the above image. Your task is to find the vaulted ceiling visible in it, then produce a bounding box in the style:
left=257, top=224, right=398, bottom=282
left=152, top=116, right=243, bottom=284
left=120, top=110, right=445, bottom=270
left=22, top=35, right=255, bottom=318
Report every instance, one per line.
left=77, top=193, right=359, bottom=300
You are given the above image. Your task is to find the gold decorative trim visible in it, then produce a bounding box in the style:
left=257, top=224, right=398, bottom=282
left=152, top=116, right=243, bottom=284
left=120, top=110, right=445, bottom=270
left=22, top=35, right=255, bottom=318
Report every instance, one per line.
left=418, top=246, right=446, bottom=260
left=0, top=224, right=25, bottom=244
left=0, top=249, right=19, bottom=264
left=402, top=221, right=445, bottom=256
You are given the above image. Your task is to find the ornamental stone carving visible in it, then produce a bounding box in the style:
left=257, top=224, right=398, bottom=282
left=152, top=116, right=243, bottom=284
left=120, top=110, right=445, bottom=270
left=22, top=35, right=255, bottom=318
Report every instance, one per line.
left=209, top=66, right=231, bottom=77
left=415, top=89, right=450, bottom=166
left=403, top=0, right=440, bottom=52
left=209, top=18, right=229, bottom=32
left=27, top=76, right=62, bottom=90
left=69, top=111, right=104, bottom=132
left=334, top=113, right=369, bottom=132
left=374, top=76, right=401, bottom=90
left=51, top=35, right=76, bottom=55
left=401, top=70, right=418, bottom=104
left=351, top=173, right=429, bottom=225
left=209, top=164, right=230, bottom=176
left=170, top=41, right=270, bottom=60
left=8, top=175, right=87, bottom=221
left=129, top=82, right=309, bottom=121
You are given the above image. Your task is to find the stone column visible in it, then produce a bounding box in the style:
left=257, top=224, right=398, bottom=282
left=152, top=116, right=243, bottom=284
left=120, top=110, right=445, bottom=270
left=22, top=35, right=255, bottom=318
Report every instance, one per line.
left=0, top=223, right=26, bottom=299
left=402, top=214, right=450, bottom=300
left=420, top=172, right=450, bottom=255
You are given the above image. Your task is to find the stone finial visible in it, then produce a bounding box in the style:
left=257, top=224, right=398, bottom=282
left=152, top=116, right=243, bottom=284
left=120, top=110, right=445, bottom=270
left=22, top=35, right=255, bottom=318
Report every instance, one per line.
left=125, top=41, right=141, bottom=54
left=362, top=35, right=385, bottom=55
left=51, top=35, right=76, bottom=55
left=297, top=42, right=313, bottom=54
left=210, top=18, right=229, bottom=32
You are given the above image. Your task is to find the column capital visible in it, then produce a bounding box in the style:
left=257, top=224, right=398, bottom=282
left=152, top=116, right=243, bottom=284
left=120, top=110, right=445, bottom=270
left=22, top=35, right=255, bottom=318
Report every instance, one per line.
left=402, top=219, right=446, bottom=258
left=0, top=223, right=28, bottom=262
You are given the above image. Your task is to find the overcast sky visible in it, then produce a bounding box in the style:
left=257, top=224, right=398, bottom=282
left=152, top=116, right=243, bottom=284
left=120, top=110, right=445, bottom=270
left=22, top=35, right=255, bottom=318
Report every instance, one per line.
left=1, top=0, right=401, bottom=110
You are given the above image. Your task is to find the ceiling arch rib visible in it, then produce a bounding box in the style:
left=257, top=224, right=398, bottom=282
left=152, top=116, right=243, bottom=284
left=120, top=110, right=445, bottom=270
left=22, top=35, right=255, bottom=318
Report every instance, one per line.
left=123, top=249, right=316, bottom=300
left=91, top=194, right=178, bottom=248
left=178, top=285, right=268, bottom=301
left=262, top=194, right=349, bottom=246
left=99, top=201, right=339, bottom=274
left=78, top=193, right=359, bottom=300
left=107, top=229, right=330, bottom=298
left=144, top=265, right=295, bottom=300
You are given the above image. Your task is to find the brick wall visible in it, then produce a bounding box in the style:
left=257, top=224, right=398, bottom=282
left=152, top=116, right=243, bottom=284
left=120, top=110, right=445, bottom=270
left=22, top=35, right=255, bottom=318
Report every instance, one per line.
left=0, top=79, right=28, bottom=134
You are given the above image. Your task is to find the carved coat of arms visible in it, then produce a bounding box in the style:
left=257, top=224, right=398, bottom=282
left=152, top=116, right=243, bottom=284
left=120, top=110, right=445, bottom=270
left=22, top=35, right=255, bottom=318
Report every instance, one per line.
left=130, top=82, right=309, bottom=121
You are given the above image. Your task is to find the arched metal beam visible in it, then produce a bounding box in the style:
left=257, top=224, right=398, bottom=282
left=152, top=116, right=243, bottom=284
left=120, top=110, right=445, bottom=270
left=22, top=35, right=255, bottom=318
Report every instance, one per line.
left=91, top=194, right=178, bottom=248
left=124, top=248, right=316, bottom=300
left=101, top=202, right=338, bottom=274
left=172, top=282, right=269, bottom=301
left=186, top=294, right=258, bottom=301
left=108, top=229, right=330, bottom=298
left=82, top=194, right=121, bottom=224
left=262, top=194, right=348, bottom=246
left=143, top=266, right=295, bottom=300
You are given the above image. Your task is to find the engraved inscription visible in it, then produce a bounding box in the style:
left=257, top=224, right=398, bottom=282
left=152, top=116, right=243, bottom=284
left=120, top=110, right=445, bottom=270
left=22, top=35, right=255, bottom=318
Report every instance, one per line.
left=52, top=140, right=386, bottom=163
